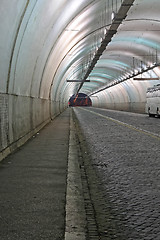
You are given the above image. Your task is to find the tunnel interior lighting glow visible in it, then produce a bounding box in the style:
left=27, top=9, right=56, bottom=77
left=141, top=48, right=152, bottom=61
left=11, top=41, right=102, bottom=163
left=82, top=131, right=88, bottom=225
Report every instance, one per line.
left=2, top=0, right=160, bottom=152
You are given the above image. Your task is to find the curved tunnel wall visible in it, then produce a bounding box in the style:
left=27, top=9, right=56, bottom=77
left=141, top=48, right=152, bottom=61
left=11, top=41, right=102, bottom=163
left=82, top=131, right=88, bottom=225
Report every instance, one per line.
left=1, top=0, right=160, bottom=161
left=0, top=1, right=69, bottom=160
left=91, top=78, right=160, bottom=113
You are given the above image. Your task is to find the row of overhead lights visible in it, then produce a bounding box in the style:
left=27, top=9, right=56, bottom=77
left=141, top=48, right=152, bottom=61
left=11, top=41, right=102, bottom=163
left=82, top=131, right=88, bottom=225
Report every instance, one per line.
left=77, top=0, right=135, bottom=94
left=88, top=62, right=160, bottom=97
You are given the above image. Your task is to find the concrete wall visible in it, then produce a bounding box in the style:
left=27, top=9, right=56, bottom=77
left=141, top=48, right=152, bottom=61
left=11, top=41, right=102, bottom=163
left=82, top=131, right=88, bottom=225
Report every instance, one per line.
left=0, top=93, right=66, bottom=161
left=91, top=79, right=158, bottom=114
left=0, top=1, right=68, bottom=161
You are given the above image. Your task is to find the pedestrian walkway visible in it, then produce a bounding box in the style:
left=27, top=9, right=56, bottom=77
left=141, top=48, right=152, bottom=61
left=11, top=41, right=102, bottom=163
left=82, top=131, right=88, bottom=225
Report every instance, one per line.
left=0, top=109, right=71, bottom=240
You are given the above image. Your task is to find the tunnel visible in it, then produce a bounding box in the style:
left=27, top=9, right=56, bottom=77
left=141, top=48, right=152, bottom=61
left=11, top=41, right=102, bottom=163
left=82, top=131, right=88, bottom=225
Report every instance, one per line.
left=68, top=93, right=92, bottom=107
left=1, top=0, right=160, bottom=159
left=0, top=0, right=160, bottom=239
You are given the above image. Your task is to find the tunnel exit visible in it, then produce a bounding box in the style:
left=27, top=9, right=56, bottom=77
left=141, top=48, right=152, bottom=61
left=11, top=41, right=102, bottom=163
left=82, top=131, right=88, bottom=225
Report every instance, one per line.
left=68, top=93, right=92, bottom=107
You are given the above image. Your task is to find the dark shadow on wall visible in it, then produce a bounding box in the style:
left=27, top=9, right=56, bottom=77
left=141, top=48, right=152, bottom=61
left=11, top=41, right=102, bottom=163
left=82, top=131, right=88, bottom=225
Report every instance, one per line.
left=68, top=93, right=92, bottom=107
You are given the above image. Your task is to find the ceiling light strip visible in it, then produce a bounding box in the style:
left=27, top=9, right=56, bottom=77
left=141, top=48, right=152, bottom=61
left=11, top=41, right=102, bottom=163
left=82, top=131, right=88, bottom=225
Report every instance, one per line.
left=77, top=0, right=135, bottom=94
left=88, top=63, right=160, bottom=97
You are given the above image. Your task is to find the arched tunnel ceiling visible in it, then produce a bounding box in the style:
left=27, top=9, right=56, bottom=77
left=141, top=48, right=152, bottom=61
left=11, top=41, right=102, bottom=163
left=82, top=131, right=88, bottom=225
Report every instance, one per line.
left=1, top=0, right=160, bottom=103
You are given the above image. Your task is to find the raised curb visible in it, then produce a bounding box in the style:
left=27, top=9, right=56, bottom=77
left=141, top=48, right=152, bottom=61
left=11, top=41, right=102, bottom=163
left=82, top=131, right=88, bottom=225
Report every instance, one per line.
left=65, top=111, right=86, bottom=240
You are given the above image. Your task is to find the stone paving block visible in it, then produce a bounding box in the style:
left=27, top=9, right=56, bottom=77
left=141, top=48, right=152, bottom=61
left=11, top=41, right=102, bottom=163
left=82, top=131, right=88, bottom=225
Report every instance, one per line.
left=73, top=107, right=160, bottom=240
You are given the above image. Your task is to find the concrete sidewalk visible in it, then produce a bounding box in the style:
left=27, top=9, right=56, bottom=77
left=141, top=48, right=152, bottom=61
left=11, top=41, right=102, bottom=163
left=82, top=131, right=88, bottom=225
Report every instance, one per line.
left=0, top=109, right=71, bottom=240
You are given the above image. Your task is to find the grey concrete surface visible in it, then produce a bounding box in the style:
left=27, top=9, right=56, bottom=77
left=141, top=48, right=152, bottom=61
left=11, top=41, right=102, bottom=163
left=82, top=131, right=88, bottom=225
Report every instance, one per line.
left=73, top=107, right=160, bottom=240
left=65, top=112, right=86, bottom=240
left=0, top=109, right=70, bottom=240
left=1, top=105, right=160, bottom=240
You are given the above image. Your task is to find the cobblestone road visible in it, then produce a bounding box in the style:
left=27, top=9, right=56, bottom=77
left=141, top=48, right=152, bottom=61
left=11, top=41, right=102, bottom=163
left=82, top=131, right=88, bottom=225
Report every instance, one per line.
left=73, top=107, right=160, bottom=240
